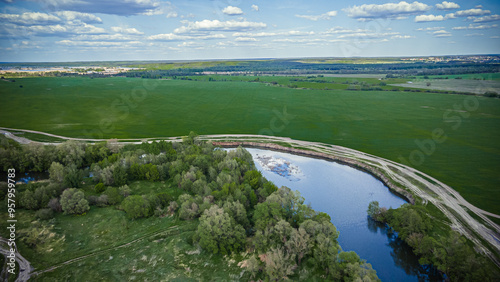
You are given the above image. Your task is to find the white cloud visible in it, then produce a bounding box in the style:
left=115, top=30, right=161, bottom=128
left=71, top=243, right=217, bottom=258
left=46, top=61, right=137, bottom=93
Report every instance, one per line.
left=222, top=6, right=243, bottom=16
left=344, top=1, right=431, bottom=21
left=251, top=5, right=259, bottom=12
left=337, top=32, right=398, bottom=39
left=273, top=38, right=329, bottom=43
left=39, top=0, right=162, bottom=16
left=470, top=15, right=500, bottom=23
left=435, top=1, right=460, bottom=10
left=452, top=24, right=498, bottom=30
left=295, top=10, right=337, bottom=21
left=233, top=30, right=314, bottom=38
left=391, top=35, right=413, bottom=39
left=166, top=11, right=178, bottom=18
left=415, top=14, right=445, bottom=22
left=71, top=23, right=106, bottom=34
left=110, top=26, right=144, bottom=35
left=233, top=32, right=276, bottom=37
left=54, top=11, right=102, bottom=24
left=75, top=34, right=135, bottom=41
left=447, top=9, right=491, bottom=19
left=323, top=27, right=369, bottom=34
left=28, top=24, right=68, bottom=35
left=491, top=35, right=499, bottom=39
left=432, top=30, right=451, bottom=37
left=148, top=33, right=225, bottom=41
left=416, top=26, right=445, bottom=31
left=235, top=37, right=257, bottom=42
left=147, top=33, right=188, bottom=41
left=286, top=30, right=315, bottom=36
left=465, top=33, right=484, bottom=36
left=174, top=19, right=266, bottom=34
left=57, top=40, right=122, bottom=47
left=0, top=12, right=61, bottom=26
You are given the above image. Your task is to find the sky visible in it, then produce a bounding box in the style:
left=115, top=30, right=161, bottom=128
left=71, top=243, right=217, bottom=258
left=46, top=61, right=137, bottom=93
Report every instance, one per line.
left=0, top=0, right=499, bottom=62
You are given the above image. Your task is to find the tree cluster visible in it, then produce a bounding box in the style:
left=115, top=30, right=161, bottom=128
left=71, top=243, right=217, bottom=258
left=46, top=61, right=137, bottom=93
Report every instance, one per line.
left=367, top=201, right=496, bottom=281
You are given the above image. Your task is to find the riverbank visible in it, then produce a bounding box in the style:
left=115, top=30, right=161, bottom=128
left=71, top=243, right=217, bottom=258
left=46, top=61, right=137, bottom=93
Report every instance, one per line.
left=1, top=128, right=499, bottom=267
left=214, top=141, right=415, bottom=205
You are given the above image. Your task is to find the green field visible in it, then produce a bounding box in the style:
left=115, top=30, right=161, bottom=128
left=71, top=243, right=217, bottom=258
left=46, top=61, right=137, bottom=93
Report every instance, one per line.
left=1, top=76, right=499, bottom=214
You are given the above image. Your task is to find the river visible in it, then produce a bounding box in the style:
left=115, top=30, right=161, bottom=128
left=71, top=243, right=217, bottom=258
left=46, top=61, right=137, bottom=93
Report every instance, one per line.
left=233, top=148, right=442, bottom=281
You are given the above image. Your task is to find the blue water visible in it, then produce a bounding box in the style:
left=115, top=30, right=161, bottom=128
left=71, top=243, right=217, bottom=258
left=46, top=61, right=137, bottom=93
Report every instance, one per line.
left=239, top=148, right=442, bottom=282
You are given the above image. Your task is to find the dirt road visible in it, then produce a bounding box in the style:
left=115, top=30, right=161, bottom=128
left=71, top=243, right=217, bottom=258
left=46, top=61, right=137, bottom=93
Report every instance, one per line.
left=0, top=238, right=33, bottom=282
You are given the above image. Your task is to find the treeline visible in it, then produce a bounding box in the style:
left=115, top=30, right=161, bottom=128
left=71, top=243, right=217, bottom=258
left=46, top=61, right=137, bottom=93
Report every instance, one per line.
left=117, top=61, right=500, bottom=78
left=367, top=201, right=497, bottom=281
left=1, top=133, right=379, bottom=280
left=0, top=136, right=113, bottom=173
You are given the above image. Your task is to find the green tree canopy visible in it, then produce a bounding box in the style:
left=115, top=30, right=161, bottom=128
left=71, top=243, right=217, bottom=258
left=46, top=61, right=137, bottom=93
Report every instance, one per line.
left=195, top=205, right=246, bottom=255
left=60, top=188, right=90, bottom=215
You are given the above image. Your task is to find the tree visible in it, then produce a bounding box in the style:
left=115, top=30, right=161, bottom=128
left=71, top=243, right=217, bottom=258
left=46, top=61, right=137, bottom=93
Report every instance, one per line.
left=241, top=255, right=261, bottom=279
left=104, top=187, right=123, bottom=205
left=119, top=184, right=131, bottom=198
left=337, top=251, right=378, bottom=281
left=95, top=183, right=105, bottom=193
left=57, top=140, right=85, bottom=167
left=263, top=247, right=297, bottom=281
left=48, top=198, right=62, bottom=212
left=167, top=201, right=178, bottom=215
left=223, top=200, right=249, bottom=228
left=122, top=195, right=151, bottom=219
left=285, top=227, right=311, bottom=265
left=60, top=188, right=90, bottom=215
left=367, top=201, right=387, bottom=222
left=63, top=165, right=83, bottom=188
left=113, top=164, right=127, bottom=186
left=195, top=205, right=246, bottom=255
left=49, top=162, right=65, bottom=183
left=20, top=190, right=38, bottom=210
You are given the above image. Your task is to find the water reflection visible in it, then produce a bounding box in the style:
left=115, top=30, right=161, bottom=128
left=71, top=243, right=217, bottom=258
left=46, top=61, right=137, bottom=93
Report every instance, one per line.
left=236, top=147, right=442, bottom=281
left=367, top=217, right=443, bottom=281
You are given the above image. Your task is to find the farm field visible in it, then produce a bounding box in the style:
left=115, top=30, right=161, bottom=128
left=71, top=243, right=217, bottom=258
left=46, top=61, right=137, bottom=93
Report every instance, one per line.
left=0, top=76, right=499, bottom=214
left=391, top=79, right=500, bottom=94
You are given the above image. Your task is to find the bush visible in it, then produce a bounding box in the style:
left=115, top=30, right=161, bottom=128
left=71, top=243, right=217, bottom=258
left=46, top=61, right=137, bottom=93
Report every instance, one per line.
left=36, top=208, right=54, bottom=220
left=122, top=195, right=151, bottom=219
left=484, top=91, right=498, bottom=98
left=60, top=188, right=90, bottom=215
left=119, top=185, right=131, bottom=198
left=48, top=198, right=62, bottom=212
left=105, top=187, right=123, bottom=205
left=95, top=183, right=105, bottom=193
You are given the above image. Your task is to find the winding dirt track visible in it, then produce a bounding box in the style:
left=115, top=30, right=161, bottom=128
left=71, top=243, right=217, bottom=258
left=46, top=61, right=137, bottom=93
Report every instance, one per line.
left=0, top=238, right=33, bottom=282
left=1, top=127, right=500, bottom=271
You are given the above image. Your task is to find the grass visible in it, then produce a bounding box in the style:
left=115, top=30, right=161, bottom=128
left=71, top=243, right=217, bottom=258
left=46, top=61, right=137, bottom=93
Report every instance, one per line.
left=0, top=208, right=249, bottom=281
left=0, top=179, right=252, bottom=281
left=0, top=76, right=499, bottom=214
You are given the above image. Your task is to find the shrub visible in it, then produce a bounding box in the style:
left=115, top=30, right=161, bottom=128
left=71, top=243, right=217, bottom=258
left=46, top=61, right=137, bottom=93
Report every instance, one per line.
left=60, top=188, right=90, bottom=215
left=122, top=195, right=151, bottom=219
left=95, top=183, right=105, bottom=193
left=36, top=208, right=54, bottom=220
left=48, top=198, right=62, bottom=212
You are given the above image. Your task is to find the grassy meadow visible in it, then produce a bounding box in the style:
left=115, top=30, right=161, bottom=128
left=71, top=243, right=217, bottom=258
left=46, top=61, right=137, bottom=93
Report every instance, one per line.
left=0, top=76, right=499, bottom=214
left=0, top=181, right=249, bottom=281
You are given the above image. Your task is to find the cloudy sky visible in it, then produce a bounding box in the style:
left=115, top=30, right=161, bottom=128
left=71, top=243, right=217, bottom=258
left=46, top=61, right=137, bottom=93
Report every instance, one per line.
left=0, top=0, right=499, bottom=62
